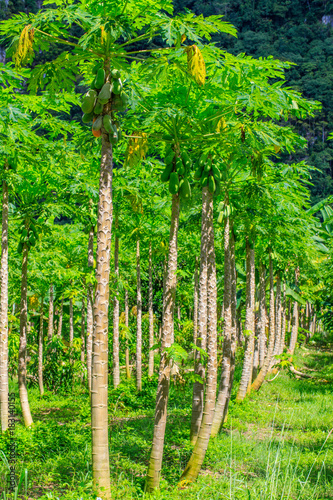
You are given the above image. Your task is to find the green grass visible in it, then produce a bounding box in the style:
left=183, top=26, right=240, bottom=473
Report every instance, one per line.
left=1, top=346, right=332, bottom=499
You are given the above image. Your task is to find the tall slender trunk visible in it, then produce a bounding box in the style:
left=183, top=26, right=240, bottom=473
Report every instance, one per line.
left=180, top=187, right=217, bottom=483
left=47, top=284, right=54, bottom=341
left=145, top=193, right=180, bottom=492
left=211, top=215, right=232, bottom=438
left=280, top=282, right=287, bottom=353
left=0, top=176, right=9, bottom=432
left=113, top=226, right=120, bottom=388
left=272, top=272, right=282, bottom=360
left=287, top=298, right=292, bottom=334
left=136, top=237, right=142, bottom=391
left=289, top=268, right=300, bottom=354
left=81, top=297, right=86, bottom=384
left=69, top=297, right=74, bottom=345
left=91, top=124, right=113, bottom=499
left=236, top=237, right=255, bottom=402
left=193, top=256, right=199, bottom=345
left=190, top=189, right=209, bottom=445
left=18, top=240, right=33, bottom=427
left=258, top=262, right=266, bottom=368
left=125, top=289, right=131, bottom=380
left=252, top=336, right=259, bottom=380
left=57, top=296, right=63, bottom=338
left=38, top=297, right=44, bottom=396
left=148, top=241, right=154, bottom=378
left=86, top=226, right=94, bottom=393
left=251, top=252, right=275, bottom=391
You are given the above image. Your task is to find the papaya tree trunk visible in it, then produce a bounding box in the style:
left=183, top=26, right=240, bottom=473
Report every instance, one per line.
left=289, top=268, right=300, bottom=355
left=280, top=282, right=287, bottom=353
left=145, top=193, right=180, bottom=492
left=91, top=128, right=113, bottom=499
left=272, top=272, right=282, bottom=360
left=258, top=262, right=266, bottom=368
left=236, top=237, right=255, bottom=402
left=38, top=297, right=44, bottom=396
left=18, top=240, right=33, bottom=427
left=81, top=297, right=86, bottom=384
left=47, top=284, right=54, bottom=341
left=136, top=237, right=142, bottom=391
left=125, top=289, right=131, bottom=380
left=251, top=252, right=275, bottom=391
left=190, top=188, right=209, bottom=445
left=113, top=228, right=120, bottom=388
left=193, top=256, right=198, bottom=345
left=0, top=176, right=9, bottom=432
left=57, top=296, right=63, bottom=338
left=180, top=187, right=217, bottom=483
left=86, top=226, right=94, bottom=394
left=69, top=297, right=74, bottom=345
left=148, top=241, right=154, bottom=378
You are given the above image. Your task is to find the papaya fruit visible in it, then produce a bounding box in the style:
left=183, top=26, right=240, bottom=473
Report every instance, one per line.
left=17, top=242, right=23, bottom=254
left=99, top=82, right=112, bottom=102
left=93, top=116, right=103, bottom=131
left=176, top=158, right=184, bottom=175
left=82, top=111, right=94, bottom=123
left=103, top=115, right=113, bottom=133
left=208, top=175, right=216, bottom=194
left=111, top=68, right=121, bottom=79
left=199, top=151, right=208, bottom=167
left=169, top=172, right=180, bottom=195
left=117, top=127, right=122, bottom=141
left=29, top=235, right=36, bottom=247
left=81, top=90, right=97, bottom=114
left=181, top=151, right=191, bottom=169
left=194, top=165, right=204, bottom=180
left=112, top=96, right=126, bottom=112
left=94, top=100, right=104, bottom=115
left=165, top=150, right=175, bottom=165
left=212, top=164, right=221, bottom=180
left=161, top=163, right=173, bottom=183
left=201, top=174, right=209, bottom=187
left=204, top=158, right=212, bottom=173
left=93, top=61, right=102, bottom=75
left=113, top=79, right=122, bottom=95
left=92, top=128, right=101, bottom=138
left=95, top=68, right=105, bottom=89
left=22, top=229, right=28, bottom=238
left=109, top=131, right=118, bottom=145
left=214, top=179, right=221, bottom=197
left=31, top=225, right=38, bottom=238
left=179, top=178, right=191, bottom=199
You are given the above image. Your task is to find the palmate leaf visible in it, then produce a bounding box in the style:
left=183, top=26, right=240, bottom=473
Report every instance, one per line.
left=285, top=285, right=306, bottom=306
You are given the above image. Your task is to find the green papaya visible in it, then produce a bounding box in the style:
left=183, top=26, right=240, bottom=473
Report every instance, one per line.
left=181, top=151, right=192, bottom=169
left=81, top=90, right=97, bottom=114
left=111, top=69, right=121, bottom=79
left=169, top=172, right=180, bottom=195
left=109, top=130, right=118, bottom=145
left=201, top=174, right=209, bottom=188
left=165, top=150, right=175, bottom=165
left=194, top=165, right=204, bottom=180
left=17, top=242, right=23, bottom=254
left=208, top=175, right=216, bottom=194
left=93, top=115, right=103, bottom=131
left=95, top=68, right=105, bottom=89
left=103, top=115, right=113, bottom=133
left=214, top=179, right=221, bottom=197
left=82, top=111, right=94, bottom=123
left=31, top=225, right=38, bottom=238
left=199, top=151, right=209, bottom=167
left=99, top=82, right=112, bottom=102
left=113, top=79, right=122, bottom=95
left=161, top=163, right=173, bottom=183
left=29, top=235, right=36, bottom=247
left=94, top=100, right=104, bottom=115
left=179, top=178, right=191, bottom=199
left=176, top=158, right=184, bottom=175
left=117, top=126, right=122, bottom=141
left=93, top=61, right=102, bottom=75
left=22, top=229, right=28, bottom=238
left=204, top=158, right=212, bottom=173
left=112, top=95, right=126, bottom=112
left=212, top=164, right=222, bottom=180
left=120, top=92, right=128, bottom=107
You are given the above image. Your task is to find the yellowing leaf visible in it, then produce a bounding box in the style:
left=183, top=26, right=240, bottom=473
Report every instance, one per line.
left=216, top=117, right=227, bottom=133
left=125, top=131, right=148, bottom=168
left=274, top=145, right=281, bottom=153
left=14, top=24, right=35, bottom=68
left=181, top=34, right=186, bottom=43
left=101, top=26, right=107, bottom=46
left=185, top=45, right=206, bottom=86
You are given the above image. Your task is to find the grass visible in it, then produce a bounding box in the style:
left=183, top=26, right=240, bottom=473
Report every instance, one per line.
left=0, top=346, right=332, bottom=499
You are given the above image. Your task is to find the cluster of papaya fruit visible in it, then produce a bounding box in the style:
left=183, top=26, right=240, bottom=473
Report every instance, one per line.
left=17, top=223, right=38, bottom=253
left=194, top=153, right=222, bottom=196
left=81, top=63, right=128, bottom=144
left=160, top=148, right=192, bottom=200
